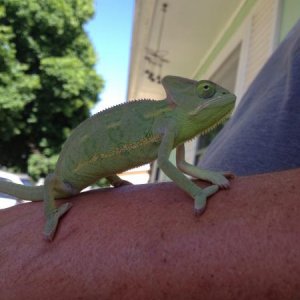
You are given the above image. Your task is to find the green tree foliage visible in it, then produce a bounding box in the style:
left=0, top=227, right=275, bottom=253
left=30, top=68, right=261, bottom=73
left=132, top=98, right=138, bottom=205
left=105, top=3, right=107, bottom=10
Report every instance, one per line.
left=0, top=1, right=103, bottom=180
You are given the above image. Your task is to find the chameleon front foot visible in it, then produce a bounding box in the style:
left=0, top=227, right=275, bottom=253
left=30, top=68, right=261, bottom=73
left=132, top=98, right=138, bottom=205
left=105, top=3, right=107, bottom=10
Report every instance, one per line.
left=204, top=172, right=234, bottom=189
left=217, top=172, right=235, bottom=189
left=194, top=185, right=219, bottom=215
left=44, top=202, right=72, bottom=241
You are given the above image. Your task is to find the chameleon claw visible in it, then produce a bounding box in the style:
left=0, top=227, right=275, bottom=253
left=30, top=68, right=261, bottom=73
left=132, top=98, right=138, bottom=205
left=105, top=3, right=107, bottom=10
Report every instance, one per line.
left=209, top=172, right=233, bottom=189
left=194, top=185, right=219, bottom=215
left=223, top=172, right=235, bottom=179
left=44, top=202, right=72, bottom=241
left=218, top=172, right=234, bottom=189
left=220, top=180, right=230, bottom=189
left=194, top=205, right=206, bottom=216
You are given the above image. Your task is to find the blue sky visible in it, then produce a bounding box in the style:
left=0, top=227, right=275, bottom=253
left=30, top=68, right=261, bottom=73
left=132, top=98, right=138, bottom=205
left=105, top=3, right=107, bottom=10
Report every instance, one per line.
left=85, top=0, right=135, bottom=113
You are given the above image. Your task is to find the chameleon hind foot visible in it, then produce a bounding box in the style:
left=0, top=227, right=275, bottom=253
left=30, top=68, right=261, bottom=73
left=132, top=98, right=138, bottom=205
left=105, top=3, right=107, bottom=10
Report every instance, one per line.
left=113, top=179, right=132, bottom=187
left=194, top=185, right=219, bottom=215
left=106, top=175, right=133, bottom=187
left=44, top=202, right=72, bottom=241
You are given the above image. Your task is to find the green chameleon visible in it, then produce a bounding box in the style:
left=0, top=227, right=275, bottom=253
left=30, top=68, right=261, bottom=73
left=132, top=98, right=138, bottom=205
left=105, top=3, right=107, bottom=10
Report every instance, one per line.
left=0, top=76, right=236, bottom=240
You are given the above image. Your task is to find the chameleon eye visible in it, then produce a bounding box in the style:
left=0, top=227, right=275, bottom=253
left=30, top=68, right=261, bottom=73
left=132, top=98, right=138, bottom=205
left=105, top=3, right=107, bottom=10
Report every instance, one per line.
left=197, top=81, right=216, bottom=99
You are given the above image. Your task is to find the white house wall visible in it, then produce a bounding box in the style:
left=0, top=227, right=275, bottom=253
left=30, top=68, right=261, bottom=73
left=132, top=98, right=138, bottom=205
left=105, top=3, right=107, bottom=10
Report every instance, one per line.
left=243, top=0, right=280, bottom=90
left=153, top=0, right=281, bottom=182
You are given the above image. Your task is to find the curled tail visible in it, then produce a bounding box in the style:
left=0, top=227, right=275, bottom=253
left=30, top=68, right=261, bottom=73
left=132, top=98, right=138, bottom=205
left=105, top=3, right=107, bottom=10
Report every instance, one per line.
left=0, top=181, right=44, bottom=201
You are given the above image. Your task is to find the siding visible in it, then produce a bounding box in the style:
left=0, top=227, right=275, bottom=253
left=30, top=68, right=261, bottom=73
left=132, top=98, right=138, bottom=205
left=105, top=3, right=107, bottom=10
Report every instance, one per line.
left=244, top=0, right=278, bottom=89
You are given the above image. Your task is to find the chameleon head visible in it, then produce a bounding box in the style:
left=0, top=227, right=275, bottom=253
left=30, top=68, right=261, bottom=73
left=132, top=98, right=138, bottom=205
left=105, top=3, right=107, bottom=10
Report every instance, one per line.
left=162, top=75, right=236, bottom=135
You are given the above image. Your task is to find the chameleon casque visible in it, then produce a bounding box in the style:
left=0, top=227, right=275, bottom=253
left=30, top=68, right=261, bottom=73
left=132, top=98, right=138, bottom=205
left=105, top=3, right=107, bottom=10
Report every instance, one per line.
left=0, top=76, right=236, bottom=240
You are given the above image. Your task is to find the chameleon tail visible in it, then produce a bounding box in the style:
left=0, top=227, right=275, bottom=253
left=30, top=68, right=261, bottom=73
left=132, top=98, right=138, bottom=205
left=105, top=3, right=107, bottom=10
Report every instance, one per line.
left=0, top=181, right=44, bottom=201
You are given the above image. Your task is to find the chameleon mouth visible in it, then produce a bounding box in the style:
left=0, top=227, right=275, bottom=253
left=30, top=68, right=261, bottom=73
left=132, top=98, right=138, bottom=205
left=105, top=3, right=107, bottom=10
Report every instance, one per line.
left=189, top=95, right=234, bottom=116
left=198, top=108, right=234, bottom=137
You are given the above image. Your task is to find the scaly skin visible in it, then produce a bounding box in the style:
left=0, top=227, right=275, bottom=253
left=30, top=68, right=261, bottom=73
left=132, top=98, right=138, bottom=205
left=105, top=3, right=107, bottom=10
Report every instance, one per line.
left=0, top=76, right=236, bottom=240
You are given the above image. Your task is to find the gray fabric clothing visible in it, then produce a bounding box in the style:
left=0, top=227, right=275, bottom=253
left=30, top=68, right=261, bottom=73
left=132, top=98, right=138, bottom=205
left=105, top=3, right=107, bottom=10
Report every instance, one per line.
left=199, top=20, right=300, bottom=176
